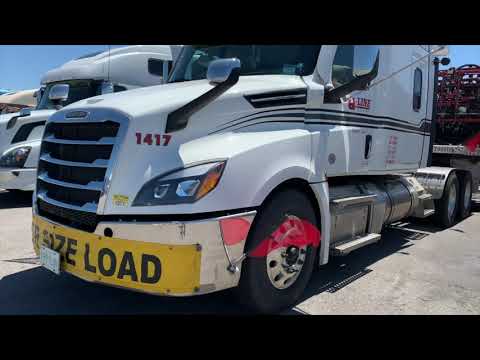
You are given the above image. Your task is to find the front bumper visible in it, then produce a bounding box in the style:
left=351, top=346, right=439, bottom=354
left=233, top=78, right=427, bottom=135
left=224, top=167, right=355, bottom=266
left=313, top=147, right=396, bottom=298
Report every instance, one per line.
left=0, top=167, right=36, bottom=191
left=32, top=208, right=256, bottom=296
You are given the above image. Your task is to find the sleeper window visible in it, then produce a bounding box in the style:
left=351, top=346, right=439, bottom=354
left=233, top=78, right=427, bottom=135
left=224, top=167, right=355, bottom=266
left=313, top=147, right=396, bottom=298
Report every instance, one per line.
left=148, top=58, right=164, bottom=77
left=413, top=68, right=422, bottom=111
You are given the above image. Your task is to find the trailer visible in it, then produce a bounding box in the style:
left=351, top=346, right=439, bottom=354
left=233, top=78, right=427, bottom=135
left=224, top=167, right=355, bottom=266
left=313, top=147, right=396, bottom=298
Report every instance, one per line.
left=0, top=45, right=182, bottom=191
left=31, top=45, right=473, bottom=313
left=431, top=63, right=480, bottom=205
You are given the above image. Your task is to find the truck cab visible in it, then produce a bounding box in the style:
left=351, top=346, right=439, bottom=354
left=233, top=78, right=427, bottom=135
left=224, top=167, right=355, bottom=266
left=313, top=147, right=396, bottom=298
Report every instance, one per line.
left=0, top=45, right=182, bottom=191
left=32, top=45, right=468, bottom=313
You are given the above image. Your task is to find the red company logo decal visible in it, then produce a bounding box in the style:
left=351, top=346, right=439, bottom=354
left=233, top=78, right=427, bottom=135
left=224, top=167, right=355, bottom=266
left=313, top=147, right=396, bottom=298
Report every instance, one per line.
left=348, top=97, right=371, bottom=111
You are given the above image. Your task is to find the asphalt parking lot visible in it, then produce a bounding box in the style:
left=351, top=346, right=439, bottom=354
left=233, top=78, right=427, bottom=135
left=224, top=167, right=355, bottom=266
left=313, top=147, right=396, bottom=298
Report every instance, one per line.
left=1, top=189, right=479, bottom=315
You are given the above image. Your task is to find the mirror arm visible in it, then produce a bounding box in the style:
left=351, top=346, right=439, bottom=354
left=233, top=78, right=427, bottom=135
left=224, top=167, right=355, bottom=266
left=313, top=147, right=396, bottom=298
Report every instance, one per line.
left=165, top=68, right=240, bottom=133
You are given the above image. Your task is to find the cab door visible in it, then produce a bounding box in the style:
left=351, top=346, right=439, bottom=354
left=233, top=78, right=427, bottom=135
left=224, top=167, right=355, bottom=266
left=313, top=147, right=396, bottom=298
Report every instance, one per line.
left=372, top=46, right=428, bottom=171
left=305, top=45, right=382, bottom=177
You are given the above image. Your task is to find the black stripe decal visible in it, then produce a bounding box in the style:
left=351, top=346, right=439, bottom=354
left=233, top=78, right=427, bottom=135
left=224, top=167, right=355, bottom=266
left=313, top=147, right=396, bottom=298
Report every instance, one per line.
left=11, top=121, right=46, bottom=144
left=305, top=113, right=430, bottom=133
left=212, top=110, right=429, bottom=135
left=219, top=107, right=305, bottom=128
left=210, top=113, right=305, bottom=134
left=220, top=106, right=431, bottom=132
left=211, top=119, right=431, bottom=136
left=306, top=120, right=429, bottom=135
left=308, top=107, right=431, bottom=125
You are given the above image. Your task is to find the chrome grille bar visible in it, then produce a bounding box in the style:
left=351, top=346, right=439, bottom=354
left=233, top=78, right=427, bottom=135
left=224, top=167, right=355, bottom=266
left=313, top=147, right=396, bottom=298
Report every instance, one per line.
left=37, top=191, right=98, bottom=213
left=38, top=172, right=104, bottom=191
left=40, top=154, right=109, bottom=168
left=43, top=135, right=116, bottom=145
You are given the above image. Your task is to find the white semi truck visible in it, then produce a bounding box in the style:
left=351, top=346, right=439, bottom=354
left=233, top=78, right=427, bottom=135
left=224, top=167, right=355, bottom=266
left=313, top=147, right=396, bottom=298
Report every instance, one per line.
left=32, top=45, right=471, bottom=313
left=0, top=45, right=182, bottom=191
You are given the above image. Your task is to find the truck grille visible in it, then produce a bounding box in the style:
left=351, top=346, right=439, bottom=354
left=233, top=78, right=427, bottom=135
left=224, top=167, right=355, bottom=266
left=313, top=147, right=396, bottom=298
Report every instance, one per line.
left=37, top=199, right=98, bottom=232
left=36, top=109, right=125, bottom=231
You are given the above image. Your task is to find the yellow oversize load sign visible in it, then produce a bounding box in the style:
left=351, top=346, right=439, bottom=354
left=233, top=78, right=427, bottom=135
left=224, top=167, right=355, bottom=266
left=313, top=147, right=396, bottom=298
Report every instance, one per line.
left=32, top=216, right=201, bottom=294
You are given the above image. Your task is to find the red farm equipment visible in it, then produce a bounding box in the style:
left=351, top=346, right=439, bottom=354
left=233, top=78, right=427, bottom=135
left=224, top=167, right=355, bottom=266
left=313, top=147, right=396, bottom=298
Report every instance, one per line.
left=436, top=64, right=480, bottom=145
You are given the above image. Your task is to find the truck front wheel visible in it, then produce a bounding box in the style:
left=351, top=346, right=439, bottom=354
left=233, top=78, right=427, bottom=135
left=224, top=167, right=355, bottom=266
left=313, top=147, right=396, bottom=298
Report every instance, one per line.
left=234, top=188, right=319, bottom=313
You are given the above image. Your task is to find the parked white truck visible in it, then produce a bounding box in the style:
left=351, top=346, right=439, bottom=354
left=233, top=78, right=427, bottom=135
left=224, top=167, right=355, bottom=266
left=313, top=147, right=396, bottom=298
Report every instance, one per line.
left=32, top=45, right=470, bottom=313
left=0, top=45, right=182, bottom=191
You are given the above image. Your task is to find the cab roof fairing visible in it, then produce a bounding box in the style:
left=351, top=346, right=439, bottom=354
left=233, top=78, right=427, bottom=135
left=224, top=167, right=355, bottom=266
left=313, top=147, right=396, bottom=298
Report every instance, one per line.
left=40, top=45, right=180, bottom=85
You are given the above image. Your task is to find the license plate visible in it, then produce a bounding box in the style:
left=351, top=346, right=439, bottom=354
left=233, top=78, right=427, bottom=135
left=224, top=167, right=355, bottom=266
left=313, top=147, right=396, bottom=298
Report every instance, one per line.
left=40, top=245, right=60, bottom=275
left=32, top=215, right=201, bottom=294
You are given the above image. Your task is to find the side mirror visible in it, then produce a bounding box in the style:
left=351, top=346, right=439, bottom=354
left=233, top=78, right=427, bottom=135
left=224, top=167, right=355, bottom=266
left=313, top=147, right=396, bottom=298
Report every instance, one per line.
left=165, top=58, right=241, bottom=133
left=49, top=84, right=70, bottom=102
left=19, top=107, right=32, bottom=117
left=325, top=51, right=380, bottom=103
left=34, top=89, right=42, bottom=106
left=207, top=58, right=241, bottom=85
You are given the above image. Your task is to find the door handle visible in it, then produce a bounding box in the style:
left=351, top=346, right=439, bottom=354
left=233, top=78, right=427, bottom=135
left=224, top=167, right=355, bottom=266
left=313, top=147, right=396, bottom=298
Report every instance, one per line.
left=364, top=135, right=372, bottom=159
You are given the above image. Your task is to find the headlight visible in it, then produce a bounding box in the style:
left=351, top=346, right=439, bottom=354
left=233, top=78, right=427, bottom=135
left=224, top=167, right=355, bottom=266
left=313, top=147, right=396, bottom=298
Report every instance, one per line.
left=133, top=161, right=226, bottom=206
left=0, top=146, right=32, bottom=168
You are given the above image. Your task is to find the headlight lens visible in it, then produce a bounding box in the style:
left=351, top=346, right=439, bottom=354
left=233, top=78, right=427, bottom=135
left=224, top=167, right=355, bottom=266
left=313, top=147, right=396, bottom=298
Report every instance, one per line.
left=0, top=146, right=32, bottom=168
left=133, top=161, right=226, bottom=206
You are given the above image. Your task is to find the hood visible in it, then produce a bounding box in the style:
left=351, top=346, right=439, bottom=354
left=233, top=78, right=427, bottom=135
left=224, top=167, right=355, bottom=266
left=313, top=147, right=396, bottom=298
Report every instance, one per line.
left=51, top=74, right=307, bottom=214
left=61, top=74, right=307, bottom=118
left=0, top=109, right=55, bottom=154
left=0, top=112, right=19, bottom=125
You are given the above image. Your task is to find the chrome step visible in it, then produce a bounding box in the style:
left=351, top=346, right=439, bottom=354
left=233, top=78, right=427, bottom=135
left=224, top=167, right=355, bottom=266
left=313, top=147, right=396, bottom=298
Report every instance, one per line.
left=418, top=193, right=433, bottom=201
left=331, top=233, right=382, bottom=256
left=420, top=209, right=435, bottom=218
left=412, top=192, right=435, bottom=219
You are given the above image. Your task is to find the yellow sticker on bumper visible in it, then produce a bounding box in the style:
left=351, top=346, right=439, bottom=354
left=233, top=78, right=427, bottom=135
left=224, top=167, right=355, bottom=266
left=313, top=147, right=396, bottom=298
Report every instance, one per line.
left=32, top=215, right=201, bottom=295
left=112, top=194, right=129, bottom=207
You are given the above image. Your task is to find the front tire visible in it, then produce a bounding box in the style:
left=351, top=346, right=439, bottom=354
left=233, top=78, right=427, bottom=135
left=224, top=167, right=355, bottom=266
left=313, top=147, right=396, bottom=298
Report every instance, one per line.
left=234, top=188, right=319, bottom=313
left=434, top=172, right=460, bottom=228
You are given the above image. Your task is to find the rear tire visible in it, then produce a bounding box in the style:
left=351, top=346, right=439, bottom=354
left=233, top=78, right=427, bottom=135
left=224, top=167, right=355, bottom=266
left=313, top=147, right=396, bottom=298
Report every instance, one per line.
left=433, top=173, right=460, bottom=228
left=458, top=173, right=472, bottom=220
left=234, top=188, right=319, bottom=314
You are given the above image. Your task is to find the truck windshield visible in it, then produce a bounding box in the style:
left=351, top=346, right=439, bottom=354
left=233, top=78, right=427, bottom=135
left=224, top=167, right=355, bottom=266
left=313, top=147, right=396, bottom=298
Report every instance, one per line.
left=169, top=45, right=322, bottom=82
left=36, top=80, right=102, bottom=110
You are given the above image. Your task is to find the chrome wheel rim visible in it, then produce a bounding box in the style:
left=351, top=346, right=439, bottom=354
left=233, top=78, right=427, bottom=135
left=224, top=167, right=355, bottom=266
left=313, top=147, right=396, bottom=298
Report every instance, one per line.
left=266, top=245, right=307, bottom=289
left=265, top=215, right=308, bottom=290
left=448, top=182, right=458, bottom=220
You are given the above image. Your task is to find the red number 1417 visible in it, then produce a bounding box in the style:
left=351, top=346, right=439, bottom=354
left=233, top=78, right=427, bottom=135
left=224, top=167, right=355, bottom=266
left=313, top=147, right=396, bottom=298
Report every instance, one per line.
left=135, top=133, right=171, bottom=146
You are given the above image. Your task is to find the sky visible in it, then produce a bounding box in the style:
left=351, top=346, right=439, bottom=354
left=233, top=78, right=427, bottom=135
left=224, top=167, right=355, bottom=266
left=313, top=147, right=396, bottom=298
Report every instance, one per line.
left=0, top=45, right=479, bottom=91
left=0, top=45, right=126, bottom=91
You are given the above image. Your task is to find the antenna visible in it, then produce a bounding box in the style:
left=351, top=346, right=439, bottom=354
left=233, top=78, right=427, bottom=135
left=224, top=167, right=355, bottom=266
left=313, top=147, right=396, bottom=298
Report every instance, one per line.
left=107, top=44, right=111, bottom=81
left=368, top=45, right=448, bottom=90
